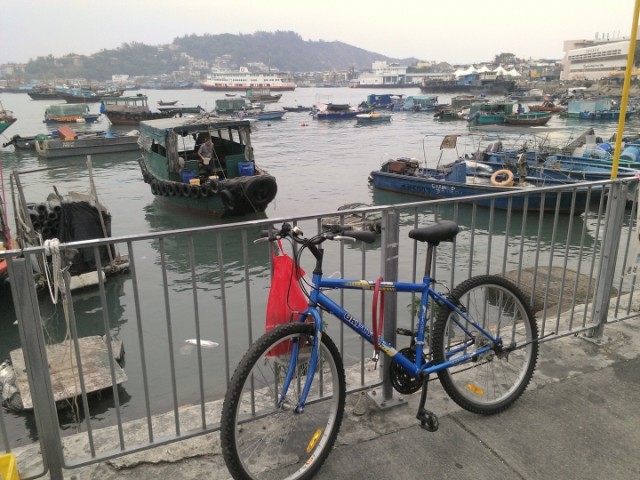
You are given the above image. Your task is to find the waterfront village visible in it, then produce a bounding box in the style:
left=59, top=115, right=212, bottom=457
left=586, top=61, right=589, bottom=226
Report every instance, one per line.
left=1, top=32, right=639, bottom=97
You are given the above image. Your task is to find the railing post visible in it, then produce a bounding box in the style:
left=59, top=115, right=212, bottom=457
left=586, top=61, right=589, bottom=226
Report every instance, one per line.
left=368, top=209, right=407, bottom=409
left=7, top=255, right=65, bottom=479
left=588, top=181, right=628, bottom=341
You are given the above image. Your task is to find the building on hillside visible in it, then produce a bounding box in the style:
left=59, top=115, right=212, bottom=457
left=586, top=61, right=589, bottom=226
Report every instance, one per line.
left=561, top=33, right=639, bottom=81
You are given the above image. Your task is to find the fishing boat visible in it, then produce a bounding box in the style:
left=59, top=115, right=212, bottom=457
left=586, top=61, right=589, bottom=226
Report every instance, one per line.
left=562, top=97, right=635, bottom=120
left=242, top=88, right=282, bottom=103
left=504, top=111, right=553, bottom=126
left=137, top=117, right=278, bottom=217
left=355, top=112, right=392, bottom=124
left=101, top=95, right=178, bottom=125
left=312, top=103, right=362, bottom=120
left=528, top=102, right=565, bottom=113
left=239, top=110, right=286, bottom=121
left=393, top=95, right=439, bottom=112
left=0, top=102, right=17, bottom=135
left=467, top=102, right=516, bottom=125
left=157, top=100, right=178, bottom=106
left=368, top=157, right=593, bottom=215
left=34, top=126, right=140, bottom=159
left=282, top=105, right=312, bottom=112
left=43, top=104, right=101, bottom=124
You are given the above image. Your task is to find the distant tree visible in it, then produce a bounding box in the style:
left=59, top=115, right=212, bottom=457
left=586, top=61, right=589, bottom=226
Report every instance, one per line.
left=494, top=53, right=517, bottom=65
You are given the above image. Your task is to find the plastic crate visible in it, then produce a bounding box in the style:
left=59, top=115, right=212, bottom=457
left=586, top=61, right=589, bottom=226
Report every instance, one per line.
left=0, top=453, right=20, bottom=480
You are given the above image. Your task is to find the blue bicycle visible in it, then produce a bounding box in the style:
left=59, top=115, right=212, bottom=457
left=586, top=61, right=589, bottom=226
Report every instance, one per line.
left=221, top=221, right=538, bottom=480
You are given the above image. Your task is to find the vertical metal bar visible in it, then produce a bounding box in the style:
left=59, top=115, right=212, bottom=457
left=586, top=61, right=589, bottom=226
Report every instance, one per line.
left=187, top=235, right=206, bottom=428
left=216, top=232, right=231, bottom=385
left=158, top=238, right=180, bottom=436
left=7, top=256, right=65, bottom=479
left=380, top=209, right=400, bottom=404
left=589, top=181, right=627, bottom=339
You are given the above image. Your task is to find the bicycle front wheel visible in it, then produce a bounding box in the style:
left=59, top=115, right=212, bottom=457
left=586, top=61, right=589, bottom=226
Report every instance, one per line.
left=432, top=275, right=538, bottom=415
left=220, top=323, right=346, bottom=480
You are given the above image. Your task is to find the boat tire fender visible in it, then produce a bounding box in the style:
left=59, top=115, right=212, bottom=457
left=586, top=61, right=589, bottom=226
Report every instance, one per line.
left=221, top=187, right=236, bottom=212
left=244, top=176, right=278, bottom=207
left=181, top=183, right=191, bottom=197
left=168, top=182, right=179, bottom=196
left=189, top=185, right=201, bottom=198
left=490, top=169, right=514, bottom=187
left=150, top=180, right=159, bottom=195
left=200, top=184, right=211, bottom=197
left=209, top=181, right=220, bottom=194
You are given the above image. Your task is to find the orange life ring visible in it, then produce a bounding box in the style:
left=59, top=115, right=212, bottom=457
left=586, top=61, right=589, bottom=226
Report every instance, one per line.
left=490, top=169, right=514, bottom=187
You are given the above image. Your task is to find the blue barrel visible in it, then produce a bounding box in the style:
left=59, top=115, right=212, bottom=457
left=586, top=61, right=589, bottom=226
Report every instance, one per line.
left=596, top=142, right=613, bottom=153
left=237, top=161, right=255, bottom=176
left=620, top=146, right=640, bottom=162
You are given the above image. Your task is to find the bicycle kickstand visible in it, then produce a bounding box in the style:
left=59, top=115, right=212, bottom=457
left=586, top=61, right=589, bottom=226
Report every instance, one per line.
left=416, top=374, right=439, bottom=432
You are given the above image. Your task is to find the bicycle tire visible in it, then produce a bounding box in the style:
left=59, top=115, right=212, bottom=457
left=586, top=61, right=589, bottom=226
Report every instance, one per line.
left=220, top=323, right=346, bottom=480
left=432, top=275, right=538, bottom=415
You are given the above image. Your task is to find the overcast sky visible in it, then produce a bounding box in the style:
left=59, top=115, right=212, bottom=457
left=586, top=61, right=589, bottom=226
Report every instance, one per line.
left=1, top=1, right=635, bottom=66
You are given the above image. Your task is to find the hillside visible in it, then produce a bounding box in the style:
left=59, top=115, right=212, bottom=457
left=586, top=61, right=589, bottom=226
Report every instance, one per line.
left=22, top=31, right=416, bottom=81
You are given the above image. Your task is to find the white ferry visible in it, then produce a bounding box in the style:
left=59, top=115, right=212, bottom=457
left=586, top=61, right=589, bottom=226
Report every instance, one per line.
left=201, top=67, right=296, bottom=91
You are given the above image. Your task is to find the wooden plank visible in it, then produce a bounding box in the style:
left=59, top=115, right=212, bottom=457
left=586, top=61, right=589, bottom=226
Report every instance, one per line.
left=10, top=335, right=127, bottom=410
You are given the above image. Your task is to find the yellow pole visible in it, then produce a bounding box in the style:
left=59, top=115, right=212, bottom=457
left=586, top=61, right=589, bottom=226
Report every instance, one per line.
left=612, top=0, right=640, bottom=179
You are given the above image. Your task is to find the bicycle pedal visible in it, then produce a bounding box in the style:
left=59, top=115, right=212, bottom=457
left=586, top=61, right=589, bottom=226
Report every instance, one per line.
left=396, top=328, right=416, bottom=337
left=417, top=409, right=439, bottom=432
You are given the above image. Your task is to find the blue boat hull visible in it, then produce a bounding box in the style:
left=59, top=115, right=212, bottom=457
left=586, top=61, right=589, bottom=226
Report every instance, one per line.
left=369, top=170, right=592, bottom=215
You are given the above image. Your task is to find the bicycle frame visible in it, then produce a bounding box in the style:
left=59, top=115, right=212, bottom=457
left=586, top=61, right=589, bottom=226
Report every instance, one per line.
left=284, top=270, right=503, bottom=412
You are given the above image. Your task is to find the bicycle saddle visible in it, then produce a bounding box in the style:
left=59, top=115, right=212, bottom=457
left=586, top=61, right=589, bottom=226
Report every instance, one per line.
left=408, top=221, right=459, bottom=245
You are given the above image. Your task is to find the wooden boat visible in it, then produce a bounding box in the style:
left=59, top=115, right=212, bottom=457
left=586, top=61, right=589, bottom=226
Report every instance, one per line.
left=321, top=203, right=382, bottom=233
left=239, top=110, right=286, bottom=121
left=393, top=95, right=439, bottom=112
left=312, top=103, right=362, bottom=120
left=528, top=102, right=565, bottom=113
left=242, top=88, right=282, bottom=103
left=355, top=112, right=392, bottom=124
left=101, top=95, right=177, bottom=125
left=43, top=103, right=100, bottom=124
left=504, top=112, right=553, bottom=126
left=0, top=102, right=17, bottom=135
left=216, top=98, right=249, bottom=114
left=137, top=117, right=277, bottom=217
left=433, top=109, right=464, bottom=120
left=282, top=105, right=312, bottom=112
left=27, top=86, right=62, bottom=100
left=34, top=126, right=140, bottom=159
left=157, top=100, right=178, bottom=106
left=467, top=102, right=515, bottom=125
left=368, top=157, right=593, bottom=216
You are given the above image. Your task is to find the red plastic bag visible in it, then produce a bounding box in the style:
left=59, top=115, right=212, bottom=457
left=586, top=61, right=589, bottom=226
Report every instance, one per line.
left=265, top=241, right=308, bottom=356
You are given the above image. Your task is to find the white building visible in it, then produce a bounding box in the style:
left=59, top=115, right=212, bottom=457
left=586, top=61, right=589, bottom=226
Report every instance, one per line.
left=561, top=35, right=636, bottom=81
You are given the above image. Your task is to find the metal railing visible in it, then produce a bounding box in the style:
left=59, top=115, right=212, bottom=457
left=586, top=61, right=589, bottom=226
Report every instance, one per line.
left=1, top=178, right=638, bottom=479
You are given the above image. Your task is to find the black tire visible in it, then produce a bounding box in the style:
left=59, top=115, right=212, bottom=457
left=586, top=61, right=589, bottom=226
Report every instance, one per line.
left=220, top=323, right=346, bottom=480
left=244, top=176, right=278, bottom=208
left=221, top=187, right=236, bottom=212
left=432, top=275, right=538, bottom=415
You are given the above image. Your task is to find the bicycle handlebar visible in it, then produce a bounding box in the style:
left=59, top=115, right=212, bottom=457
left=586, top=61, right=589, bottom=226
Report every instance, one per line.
left=255, top=223, right=377, bottom=245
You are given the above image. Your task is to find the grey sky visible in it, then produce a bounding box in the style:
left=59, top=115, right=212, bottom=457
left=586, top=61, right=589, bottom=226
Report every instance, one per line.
left=0, top=0, right=635, bottom=65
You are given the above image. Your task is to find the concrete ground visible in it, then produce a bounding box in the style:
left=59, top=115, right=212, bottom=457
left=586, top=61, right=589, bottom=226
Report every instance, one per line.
left=10, top=318, right=640, bottom=480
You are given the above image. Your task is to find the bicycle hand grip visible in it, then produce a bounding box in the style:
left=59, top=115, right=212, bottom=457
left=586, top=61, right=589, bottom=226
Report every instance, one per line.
left=341, top=231, right=377, bottom=244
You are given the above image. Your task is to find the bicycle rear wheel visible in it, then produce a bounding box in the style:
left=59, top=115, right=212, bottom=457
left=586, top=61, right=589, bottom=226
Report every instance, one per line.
left=220, top=323, right=346, bottom=480
left=432, top=275, right=538, bottom=415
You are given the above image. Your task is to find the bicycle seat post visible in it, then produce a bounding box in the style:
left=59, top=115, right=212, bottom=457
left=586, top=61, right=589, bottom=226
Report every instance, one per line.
left=424, top=242, right=436, bottom=278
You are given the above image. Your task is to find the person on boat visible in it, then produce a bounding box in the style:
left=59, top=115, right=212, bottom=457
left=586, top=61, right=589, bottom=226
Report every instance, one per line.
left=198, top=136, right=214, bottom=174
left=517, top=103, right=525, bottom=114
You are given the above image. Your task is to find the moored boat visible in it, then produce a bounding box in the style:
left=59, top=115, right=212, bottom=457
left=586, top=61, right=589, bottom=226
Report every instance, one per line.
left=504, top=111, right=553, bottom=126
left=34, top=126, right=140, bottom=159
left=101, top=95, right=177, bottom=125
left=137, top=117, right=278, bottom=217
left=0, top=102, right=17, bottom=135
left=355, top=112, right=392, bottom=124
left=368, top=157, right=594, bottom=215
left=43, top=103, right=101, bottom=124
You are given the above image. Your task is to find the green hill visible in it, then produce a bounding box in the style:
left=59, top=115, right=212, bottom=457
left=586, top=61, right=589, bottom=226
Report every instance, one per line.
left=23, top=31, right=416, bottom=81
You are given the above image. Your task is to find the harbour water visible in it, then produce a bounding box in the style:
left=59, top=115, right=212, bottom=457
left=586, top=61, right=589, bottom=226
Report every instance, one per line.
left=0, top=87, right=637, bottom=446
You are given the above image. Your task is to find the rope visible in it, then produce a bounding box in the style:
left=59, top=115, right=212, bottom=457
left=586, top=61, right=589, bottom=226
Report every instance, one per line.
left=43, top=238, right=64, bottom=304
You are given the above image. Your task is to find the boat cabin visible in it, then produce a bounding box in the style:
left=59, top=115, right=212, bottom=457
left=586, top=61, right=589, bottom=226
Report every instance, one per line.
left=138, top=117, right=255, bottom=182
left=100, top=95, right=150, bottom=114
